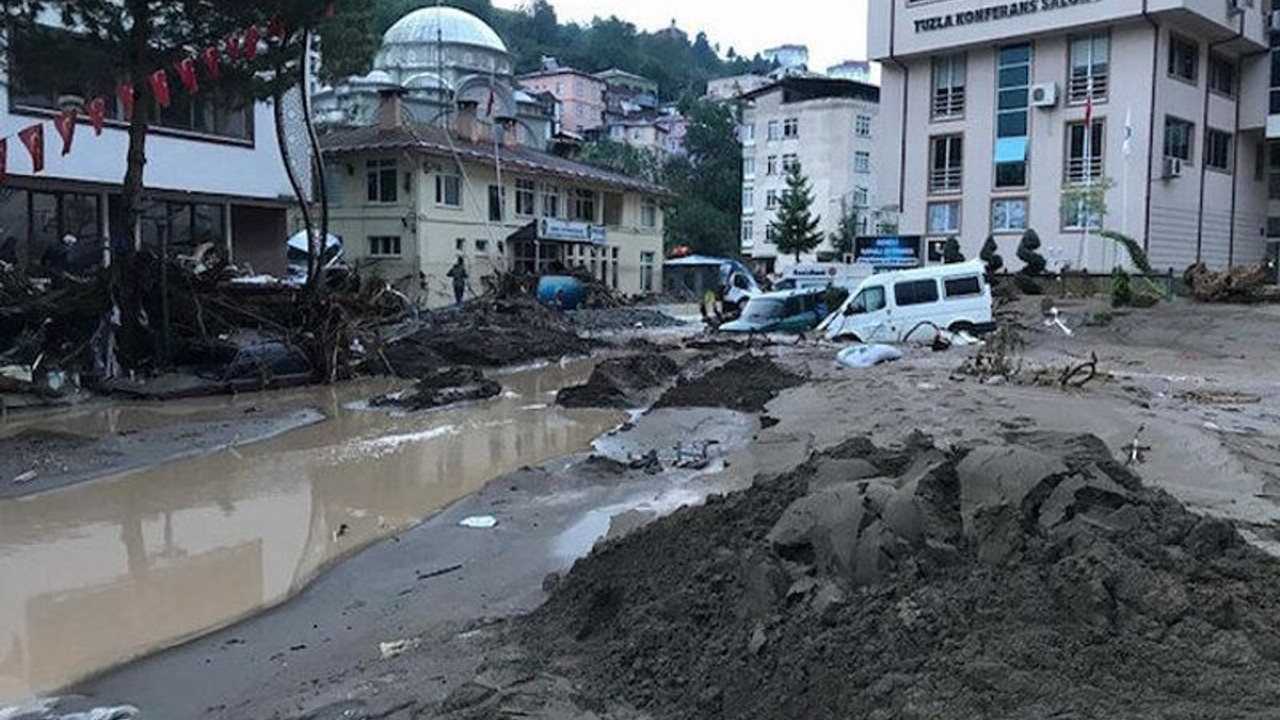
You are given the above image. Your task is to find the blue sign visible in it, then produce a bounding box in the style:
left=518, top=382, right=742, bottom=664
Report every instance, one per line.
left=855, top=235, right=923, bottom=269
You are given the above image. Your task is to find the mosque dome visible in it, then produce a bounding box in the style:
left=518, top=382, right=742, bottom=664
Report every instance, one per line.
left=382, top=7, right=507, bottom=54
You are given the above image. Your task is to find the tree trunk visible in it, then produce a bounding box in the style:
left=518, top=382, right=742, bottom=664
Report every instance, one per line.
left=301, top=29, right=329, bottom=298
left=274, top=90, right=317, bottom=282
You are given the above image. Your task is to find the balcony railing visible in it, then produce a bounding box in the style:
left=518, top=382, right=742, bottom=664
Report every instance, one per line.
left=1066, top=156, right=1104, bottom=184
left=929, top=166, right=963, bottom=193
left=1068, top=73, right=1108, bottom=104
left=931, top=88, right=964, bottom=119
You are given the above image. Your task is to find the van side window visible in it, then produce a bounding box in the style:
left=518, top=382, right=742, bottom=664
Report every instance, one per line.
left=895, top=279, right=940, bottom=306
left=943, top=276, right=982, bottom=298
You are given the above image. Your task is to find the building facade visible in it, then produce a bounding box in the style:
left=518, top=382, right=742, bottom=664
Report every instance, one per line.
left=763, top=45, right=812, bottom=74
left=321, top=98, right=666, bottom=308
left=870, top=0, right=1274, bottom=272
left=517, top=66, right=607, bottom=135
left=705, top=74, right=772, bottom=102
left=827, top=60, right=875, bottom=83
left=740, top=77, right=883, bottom=272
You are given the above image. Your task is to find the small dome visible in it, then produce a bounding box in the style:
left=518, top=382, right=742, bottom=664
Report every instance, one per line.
left=383, top=7, right=507, bottom=54
left=354, top=69, right=397, bottom=87
left=403, top=72, right=451, bottom=91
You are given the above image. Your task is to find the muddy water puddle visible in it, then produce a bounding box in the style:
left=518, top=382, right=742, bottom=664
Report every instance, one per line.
left=0, top=360, right=622, bottom=704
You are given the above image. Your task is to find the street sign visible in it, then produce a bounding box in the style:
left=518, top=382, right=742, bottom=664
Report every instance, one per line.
left=538, top=218, right=608, bottom=245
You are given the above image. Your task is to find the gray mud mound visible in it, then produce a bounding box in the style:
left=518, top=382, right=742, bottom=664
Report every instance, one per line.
left=476, top=432, right=1280, bottom=720
left=567, top=308, right=687, bottom=333
left=371, top=368, right=502, bottom=411
left=557, top=354, right=679, bottom=409
left=652, top=354, right=802, bottom=413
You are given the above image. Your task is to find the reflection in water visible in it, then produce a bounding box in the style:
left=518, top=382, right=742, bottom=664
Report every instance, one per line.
left=0, top=360, right=621, bottom=704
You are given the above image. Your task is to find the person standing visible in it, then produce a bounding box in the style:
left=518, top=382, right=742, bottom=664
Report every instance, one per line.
left=447, top=257, right=468, bottom=308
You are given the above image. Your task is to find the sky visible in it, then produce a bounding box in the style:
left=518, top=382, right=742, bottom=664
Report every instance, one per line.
left=492, top=0, right=870, bottom=72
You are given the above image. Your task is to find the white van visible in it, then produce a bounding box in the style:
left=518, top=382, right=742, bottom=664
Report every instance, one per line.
left=819, top=260, right=995, bottom=343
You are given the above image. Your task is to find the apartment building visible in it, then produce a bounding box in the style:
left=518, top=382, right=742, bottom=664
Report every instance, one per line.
left=739, top=77, right=882, bottom=273
left=870, top=0, right=1275, bottom=272
left=518, top=66, right=607, bottom=135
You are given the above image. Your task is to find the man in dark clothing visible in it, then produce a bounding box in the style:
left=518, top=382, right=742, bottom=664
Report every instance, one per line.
left=447, top=257, right=468, bottom=308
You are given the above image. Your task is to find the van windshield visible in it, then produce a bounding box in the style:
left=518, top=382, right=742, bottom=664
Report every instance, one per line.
left=742, top=298, right=787, bottom=323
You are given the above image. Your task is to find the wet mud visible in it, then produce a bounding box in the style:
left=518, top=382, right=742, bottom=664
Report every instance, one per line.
left=652, top=354, right=803, bottom=414
left=557, top=355, right=679, bottom=409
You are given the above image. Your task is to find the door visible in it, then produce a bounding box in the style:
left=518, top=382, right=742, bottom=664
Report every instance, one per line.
left=833, top=285, right=891, bottom=341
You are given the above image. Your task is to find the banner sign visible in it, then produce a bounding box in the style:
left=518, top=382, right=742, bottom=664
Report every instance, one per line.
left=538, top=218, right=607, bottom=245
left=914, top=0, right=1102, bottom=33
left=855, top=235, right=923, bottom=269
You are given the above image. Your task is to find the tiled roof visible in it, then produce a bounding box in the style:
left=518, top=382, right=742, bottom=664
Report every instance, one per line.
left=320, top=124, right=668, bottom=196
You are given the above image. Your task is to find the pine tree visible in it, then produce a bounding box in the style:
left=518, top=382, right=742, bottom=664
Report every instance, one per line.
left=980, top=234, right=1004, bottom=281
left=771, top=162, right=823, bottom=262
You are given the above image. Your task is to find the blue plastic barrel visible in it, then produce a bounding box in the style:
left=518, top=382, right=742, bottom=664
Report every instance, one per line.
left=537, top=276, right=586, bottom=311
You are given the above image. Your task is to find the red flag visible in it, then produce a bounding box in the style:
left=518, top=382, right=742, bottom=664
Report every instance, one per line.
left=149, top=69, right=171, bottom=108
left=0, top=139, right=7, bottom=185
left=324, top=3, right=335, bottom=18
left=54, top=109, right=77, bottom=156
left=268, top=17, right=285, bottom=43
left=243, top=25, right=260, bottom=61
left=1084, top=94, right=1093, bottom=126
left=201, top=46, right=221, bottom=81
left=175, top=57, right=199, bottom=95
left=225, top=32, right=241, bottom=62
left=86, top=97, right=107, bottom=135
left=19, top=124, right=44, bottom=173
left=118, top=82, right=136, bottom=120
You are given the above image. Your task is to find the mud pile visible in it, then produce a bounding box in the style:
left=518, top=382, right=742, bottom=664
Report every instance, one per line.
left=566, top=308, right=688, bottom=333
left=371, top=368, right=502, bottom=411
left=557, top=355, right=679, bottom=409
left=449, top=431, right=1280, bottom=720
left=652, top=354, right=803, bottom=414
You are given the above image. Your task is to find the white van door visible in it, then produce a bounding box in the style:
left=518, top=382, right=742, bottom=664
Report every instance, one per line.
left=828, top=284, right=893, bottom=342
left=889, top=278, right=944, bottom=342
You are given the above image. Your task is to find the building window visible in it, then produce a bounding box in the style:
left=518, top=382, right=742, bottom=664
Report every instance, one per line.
left=766, top=156, right=778, bottom=175
left=368, top=236, right=401, bottom=257
left=743, top=186, right=754, bottom=213
left=929, top=135, right=963, bottom=194
left=540, top=183, right=562, bottom=218
left=1208, top=53, right=1236, bottom=98
left=1164, top=116, right=1195, bottom=163
left=743, top=157, right=755, bottom=178
left=435, top=171, right=462, bottom=207
left=1206, top=128, right=1233, bottom=173
left=515, top=179, right=536, bottom=216
left=995, top=44, right=1031, bottom=189
left=856, top=115, right=872, bottom=137
left=853, top=186, right=869, bottom=207
left=781, top=153, right=798, bottom=171
left=931, top=53, right=966, bottom=119
left=641, top=197, right=659, bottom=229
left=1063, top=199, right=1102, bottom=231
left=569, top=188, right=597, bottom=222
left=1169, top=33, right=1199, bottom=84
left=767, top=120, right=780, bottom=141
left=991, top=197, right=1028, bottom=233
left=475, top=238, right=490, bottom=254
left=783, top=118, right=799, bottom=138
left=366, top=159, right=397, bottom=204
left=766, top=189, right=780, bottom=210
left=854, top=151, right=871, bottom=173
left=927, top=201, right=960, bottom=234
left=765, top=224, right=778, bottom=242
left=1065, top=119, right=1104, bottom=184
left=1068, top=33, right=1109, bottom=103
left=455, top=238, right=466, bottom=253
left=640, top=251, right=655, bottom=292
left=488, top=185, right=505, bottom=221
left=741, top=219, right=754, bottom=243
left=742, top=123, right=756, bottom=143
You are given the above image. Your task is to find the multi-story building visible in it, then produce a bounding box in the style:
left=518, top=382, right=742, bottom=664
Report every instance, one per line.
left=740, top=77, right=882, bottom=273
left=828, top=60, right=875, bottom=83
left=763, top=44, right=812, bottom=74
left=870, top=0, right=1274, bottom=272
left=518, top=64, right=607, bottom=135
left=705, top=74, right=772, bottom=102
left=321, top=94, right=666, bottom=307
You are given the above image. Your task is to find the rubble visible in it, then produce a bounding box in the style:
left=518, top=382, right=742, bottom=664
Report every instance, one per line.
left=1185, top=261, right=1280, bottom=303
left=371, top=367, right=502, bottom=411
left=565, top=308, right=688, bottom=333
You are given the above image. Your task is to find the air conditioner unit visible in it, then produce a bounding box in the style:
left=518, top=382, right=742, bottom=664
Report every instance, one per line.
left=1162, top=157, right=1184, bottom=179
left=1031, top=82, right=1058, bottom=108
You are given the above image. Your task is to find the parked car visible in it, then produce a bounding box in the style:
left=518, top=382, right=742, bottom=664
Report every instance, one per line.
left=773, top=262, right=874, bottom=292
left=663, top=255, right=761, bottom=312
left=819, top=260, right=994, bottom=343
left=720, top=287, right=836, bottom=334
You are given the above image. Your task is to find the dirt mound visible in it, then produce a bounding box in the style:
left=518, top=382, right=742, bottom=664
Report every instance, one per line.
left=557, top=354, right=679, bottom=409
left=652, top=354, right=803, bottom=414
left=371, top=368, right=502, bottom=411
left=567, top=308, right=688, bottom=333
left=475, top=432, right=1280, bottom=720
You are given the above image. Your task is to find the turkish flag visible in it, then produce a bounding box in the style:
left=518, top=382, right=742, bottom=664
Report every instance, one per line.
left=54, top=109, right=77, bottom=156
left=243, top=25, right=260, bottom=61
left=0, top=139, right=7, bottom=185
left=86, top=97, right=107, bottom=135
left=118, top=82, right=136, bottom=120
left=149, top=69, right=171, bottom=108
left=201, top=46, right=221, bottom=81
left=175, top=57, right=199, bottom=95
left=268, top=17, right=285, bottom=43
left=19, top=124, right=44, bottom=173
left=225, top=32, right=242, bottom=62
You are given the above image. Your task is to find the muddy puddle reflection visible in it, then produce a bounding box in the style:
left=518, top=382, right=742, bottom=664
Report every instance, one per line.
left=0, top=360, right=622, bottom=704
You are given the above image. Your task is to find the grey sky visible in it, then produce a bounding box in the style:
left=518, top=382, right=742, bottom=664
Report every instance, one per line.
left=492, top=0, right=870, bottom=72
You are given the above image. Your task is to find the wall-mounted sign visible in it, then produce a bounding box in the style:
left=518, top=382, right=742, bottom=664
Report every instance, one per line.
left=855, top=235, right=923, bottom=269
left=538, top=218, right=608, bottom=245
left=914, top=0, right=1102, bottom=33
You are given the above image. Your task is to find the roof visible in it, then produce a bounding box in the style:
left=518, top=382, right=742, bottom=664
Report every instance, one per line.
left=742, top=76, right=880, bottom=104
left=383, top=7, right=507, bottom=53
left=320, top=124, right=668, bottom=196
left=518, top=67, right=604, bottom=83
left=664, top=255, right=742, bottom=267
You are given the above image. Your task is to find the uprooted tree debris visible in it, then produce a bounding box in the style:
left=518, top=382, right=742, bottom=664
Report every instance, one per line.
left=1184, top=261, right=1280, bottom=303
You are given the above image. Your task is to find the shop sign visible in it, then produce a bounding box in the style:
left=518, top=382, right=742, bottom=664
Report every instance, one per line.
left=914, top=0, right=1102, bottom=33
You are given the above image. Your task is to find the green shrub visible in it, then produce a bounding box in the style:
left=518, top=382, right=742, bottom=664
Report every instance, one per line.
left=1017, top=229, right=1046, bottom=276
left=1111, top=267, right=1133, bottom=308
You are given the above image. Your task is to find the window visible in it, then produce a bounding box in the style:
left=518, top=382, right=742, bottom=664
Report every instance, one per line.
left=368, top=236, right=401, bottom=257
left=1063, top=198, right=1102, bottom=231
left=856, top=115, right=872, bottom=137
left=854, top=151, right=871, bottom=173
left=743, top=186, right=755, bottom=213
left=475, top=239, right=490, bottom=255
left=1165, top=116, right=1194, bottom=162
left=766, top=190, right=780, bottom=210
left=766, top=156, right=778, bottom=175
left=932, top=53, right=966, bottom=119
left=435, top=171, right=461, bottom=207
left=782, top=153, right=799, bottom=171
left=488, top=185, right=505, bottom=221
left=1209, top=54, right=1236, bottom=97
left=927, top=201, right=960, bottom=234
left=930, top=135, right=963, bottom=193
left=1169, top=34, right=1199, bottom=84
left=741, top=219, right=754, bottom=243
left=640, top=251, right=655, bottom=292
left=455, top=238, right=466, bottom=252
left=1065, top=120, right=1104, bottom=184
left=1206, top=128, right=1233, bottom=173
left=944, top=276, right=982, bottom=298
left=516, top=179, right=536, bottom=216
left=742, top=123, right=755, bottom=143
left=894, top=279, right=940, bottom=307
left=1068, top=33, right=1109, bottom=103
left=540, top=184, right=561, bottom=218
left=783, top=118, right=799, bottom=138
left=765, top=224, right=778, bottom=242
left=995, top=44, right=1031, bottom=189
left=991, top=198, right=1028, bottom=233
left=767, top=120, right=780, bottom=141
left=641, top=197, right=659, bottom=229
left=366, top=159, right=397, bottom=203
left=569, top=188, right=597, bottom=222
left=853, top=186, right=869, bottom=207
left=847, top=286, right=886, bottom=314
left=743, top=157, right=756, bottom=178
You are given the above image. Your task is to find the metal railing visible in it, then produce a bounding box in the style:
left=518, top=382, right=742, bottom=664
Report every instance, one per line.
left=1068, top=73, right=1108, bottom=103
left=929, top=166, right=963, bottom=193
left=932, top=88, right=964, bottom=118
left=1066, top=157, right=1104, bottom=184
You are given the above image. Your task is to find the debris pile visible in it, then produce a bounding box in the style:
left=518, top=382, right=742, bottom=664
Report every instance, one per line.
left=1185, top=261, right=1280, bottom=303
left=565, top=308, right=688, bottom=333
left=652, top=354, right=803, bottom=414
left=557, top=354, right=679, bottom=409
left=449, top=431, right=1280, bottom=720
left=371, top=367, right=502, bottom=411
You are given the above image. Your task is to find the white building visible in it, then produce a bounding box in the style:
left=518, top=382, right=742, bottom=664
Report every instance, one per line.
left=763, top=44, right=812, bottom=74
left=827, top=60, right=874, bottom=83
left=739, top=77, right=882, bottom=272
left=870, top=0, right=1276, bottom=272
